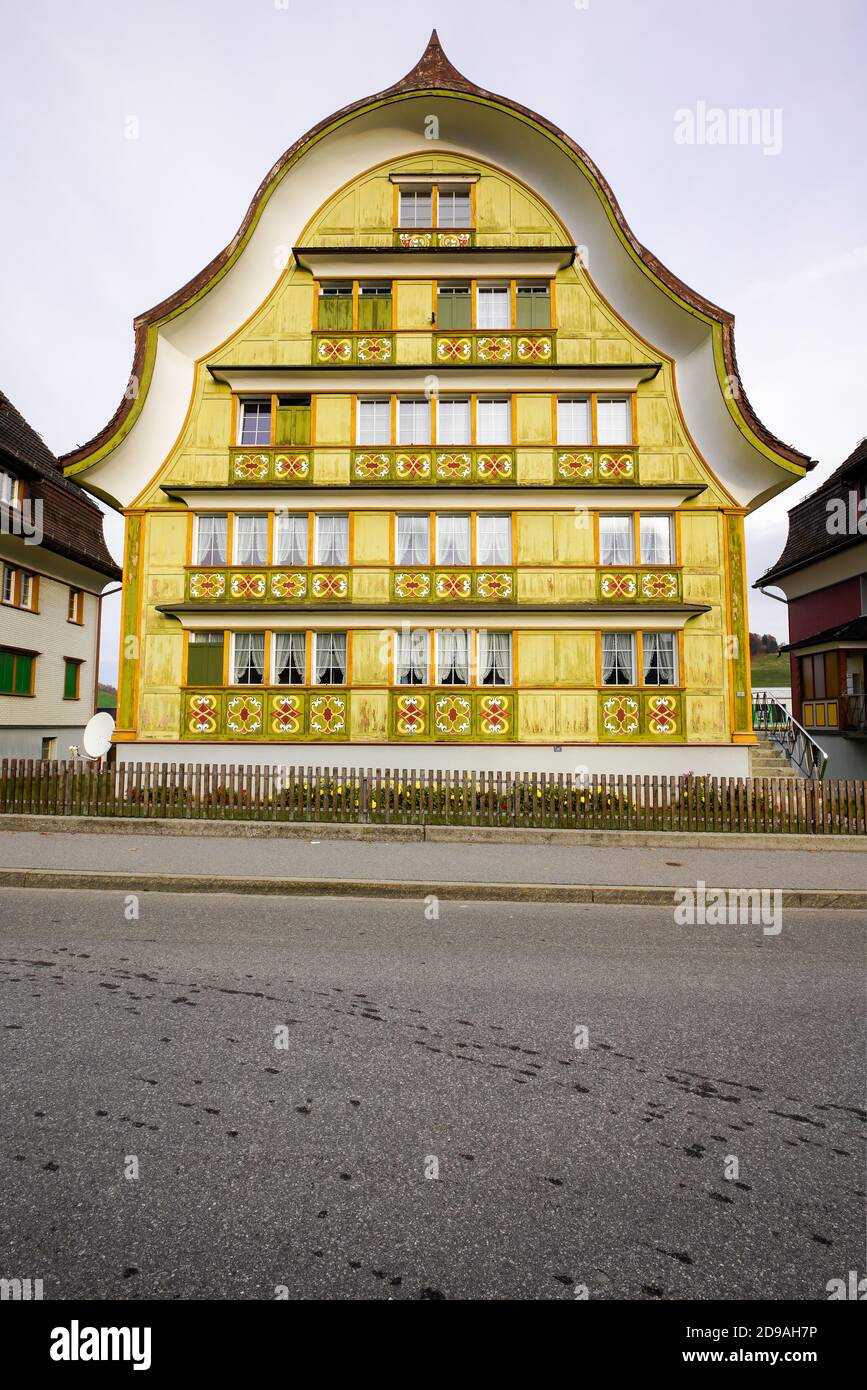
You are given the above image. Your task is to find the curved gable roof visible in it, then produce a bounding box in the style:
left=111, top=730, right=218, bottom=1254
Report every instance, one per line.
left=61, top=30, right=812, bottom=501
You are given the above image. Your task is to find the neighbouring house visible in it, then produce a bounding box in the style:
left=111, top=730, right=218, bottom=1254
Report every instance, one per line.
left=60, top=31, right=812, bottom=774
left=0, top=390, right=121, bottom=758
left=757, top=437, right=867, bottom=778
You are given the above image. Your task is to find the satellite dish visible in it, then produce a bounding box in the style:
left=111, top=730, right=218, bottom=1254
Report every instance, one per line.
left=83, top=711, right=115, bottom=759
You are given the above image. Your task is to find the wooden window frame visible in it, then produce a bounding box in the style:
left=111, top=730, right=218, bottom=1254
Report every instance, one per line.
left=67, top=587, right=85, bottom=624
left=62, top=657, right=83, bottom=701
left=0, top=645, right=36, bottom=698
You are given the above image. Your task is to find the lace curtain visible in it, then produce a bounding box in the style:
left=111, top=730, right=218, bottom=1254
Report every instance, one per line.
left=396, top=628, right=429, bottom=684
left=316, top=515, right=349, bottom=566
left=315, top=632, right=347, bottom=684
left=232, top=632, right=265, bottom=685
left=274, top=514, right=307, bottom=566
left=396, top=516, right=430, bottom=566
left=599, top=516, right=633, bottom=565
left=478, top=631, right=511, bottom=685
left=640, top=516, right=672, bottom=565
left=274, top=632, right=305, bottom=685
left=196, top=515, right=227, bottom=566
left=643, top=632, right=676, bottom=685
left=437, top=630, right=470, bottom=685
left=397, top=399, right=431, bottom=446
left=602, top=633, right=634, bottom=685
left=436, top=515, right=470, bottom=566
left=437, top=398, right=471, bottom=445
left=477, top=515, right=511, bottom=565
left=235, top=515, right=267, bottom=565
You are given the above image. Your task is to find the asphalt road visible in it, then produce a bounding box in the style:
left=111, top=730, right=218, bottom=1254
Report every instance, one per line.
left=0, top=888, right=864, bottom=1301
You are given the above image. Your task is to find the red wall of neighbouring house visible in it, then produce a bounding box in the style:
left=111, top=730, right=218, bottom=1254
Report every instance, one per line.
left=788, top=577, right=861, bottom=644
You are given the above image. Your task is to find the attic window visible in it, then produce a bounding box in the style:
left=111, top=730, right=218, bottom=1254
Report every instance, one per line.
left=238, top=399, right=271, bottom=446
left=0, top=469, right=20, bottom=506
left=398, top=188, right=432, bottom=228
left=437, top=188, right=471, bottom=228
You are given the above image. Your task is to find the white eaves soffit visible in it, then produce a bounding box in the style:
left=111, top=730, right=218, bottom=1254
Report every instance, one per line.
left=82, top=93, right=797, bottom=510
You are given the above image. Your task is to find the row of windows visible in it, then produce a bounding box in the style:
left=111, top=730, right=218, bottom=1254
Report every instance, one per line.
left=238, top=393, right=633, bottom=447
left=0, top=648, right=82, bottom=699
left=315, top=279, right=551, bottom=332
left=397, top=185, right=472, bottom=228
left=188, top=630, right=679, bottom=690
left=0, top=567, right=85, bottom=622
left=192, top=511, right=675, bottom=569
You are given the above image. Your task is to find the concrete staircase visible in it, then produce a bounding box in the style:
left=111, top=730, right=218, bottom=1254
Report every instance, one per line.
left=749, top=731, right=801, bottom=778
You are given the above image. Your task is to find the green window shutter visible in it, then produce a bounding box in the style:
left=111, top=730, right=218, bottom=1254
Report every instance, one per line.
left=516, top=289, right=550, bottom=329
left=318, top=296, right=352, bottom=331
left=16, top=653, right=33, bottom=695
left=0, top=649, right=14, bottom=693
left=358, top=295, right=391, bottom=331
left=437, top=292, right=471, bottom=330
left=63, top=659, right=77, bottom=698
left=276, top=399, right=311, bottom=445
left=188, top=635, right=224, bottom=686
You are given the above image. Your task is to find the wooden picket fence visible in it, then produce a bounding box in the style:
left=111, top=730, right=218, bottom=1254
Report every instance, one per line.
left=0, top=758, right=865, bottom=835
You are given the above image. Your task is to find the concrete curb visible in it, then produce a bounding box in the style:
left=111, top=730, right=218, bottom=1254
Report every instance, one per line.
left=0, top=867, right=864, bottom=909
left=1, top=813, right=864, bottom=852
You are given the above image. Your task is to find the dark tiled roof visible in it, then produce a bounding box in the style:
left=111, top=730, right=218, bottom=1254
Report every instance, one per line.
left=758, top=437, right=867, bottom=585
left=781, top=615, right=867, bottom=652
left=0, top=390, right=121, bottom=581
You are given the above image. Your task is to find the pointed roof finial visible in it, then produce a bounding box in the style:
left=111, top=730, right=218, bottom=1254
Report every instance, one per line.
left=390, top=28, right=478, bottom=93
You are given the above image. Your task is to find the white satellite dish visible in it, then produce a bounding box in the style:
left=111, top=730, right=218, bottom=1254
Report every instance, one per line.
left=83, top=710, right=115, bottom=759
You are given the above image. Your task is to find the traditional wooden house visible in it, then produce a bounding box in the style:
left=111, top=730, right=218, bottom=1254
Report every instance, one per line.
left=757, top=438, right=866, bottom=778
left=61, top=32, right=811, bottom=773
left=0, top=390, right=121, bottom=758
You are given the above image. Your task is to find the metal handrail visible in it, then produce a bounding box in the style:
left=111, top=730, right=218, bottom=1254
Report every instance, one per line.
left=751, top=690, right=828, bottom=780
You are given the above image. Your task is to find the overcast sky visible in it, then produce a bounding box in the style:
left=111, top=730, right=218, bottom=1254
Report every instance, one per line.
left=2, top=0, right=864, bottom=682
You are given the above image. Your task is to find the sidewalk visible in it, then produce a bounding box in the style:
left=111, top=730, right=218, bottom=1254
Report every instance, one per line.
left=0, top=824, right=864, bottom=905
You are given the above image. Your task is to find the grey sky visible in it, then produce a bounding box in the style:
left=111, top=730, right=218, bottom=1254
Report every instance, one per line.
left=2, top=0, right=864, bottom=681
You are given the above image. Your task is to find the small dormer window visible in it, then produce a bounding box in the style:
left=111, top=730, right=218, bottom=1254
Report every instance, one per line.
left=238, top=398, right=271, bottom=446
left=398, top=188, right=432, bottom=228
left=437, top=188, right=471, bottom=228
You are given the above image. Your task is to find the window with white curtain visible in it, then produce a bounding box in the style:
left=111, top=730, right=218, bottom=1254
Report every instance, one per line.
left=599, top=514, right=634, bottom=565
left=397, top=398, right=431, bottom=445
left=476, top=514, right=512, bottom=565
left=596, top=397, right=632, bottom=444
left=395, top=514, right=430, bottom=566
left=239, top=399, right=271, bottom=445
left=643, top=632, right=677, bottom=686
left=273, top=631, right=306, bottom=685
left=557, top=397, right=591, bottom=445
left=437, top=397, right=471, bottom=445
left=437, top=188, right=472, bottom=227
left=232, top=632, right=265, bottom=685
left=395, top=628, right=429, bottom=685
left=477, top=284, right=510, bottom=329
left=435, top=514, right=471, bottom=566
left=357, top=397, right=391, bottom=446
left=314, top=514, right=349, bottom=566
left=398, top=188, right=432, bottom=227
left=478, top=631, right=511, bottom=686
left=194, top=514, right=227, bottom=566
left=476, top=398, right=511, bottom=445
left=314, top=632, right=347, bottom=684
left=601, top=632, right=636, bottom=686
left=273, top=513, right=308, bottom=566
left=639, top=514, right=673, bottom=565
left=436, top=629, right=470, bottom=686
left=0, top=470, right=20, bottom=505
left=233, top=514, right=268, bottom=565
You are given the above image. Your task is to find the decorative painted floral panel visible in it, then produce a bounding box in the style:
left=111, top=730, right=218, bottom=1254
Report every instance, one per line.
left=393, top=571, right=432, bottom=600
left=476, top=335, right=512, bottom=363
left=395, top=694, right=427, bottom=736
left=316, top=337, right=352, bottom=363
left=646, top=694, right=679, bottom=736
left=599, top=572, right=638, bottom=600
left=598, top=452, right=635, bottom=480
left=435, top=452, right=472, bottom=481
left=437, top=232, right=472, bottom=247
left=479, top=694, right=511, bottom=736
left=475, top=571, right=514, bottom=600
left=270, top=572, right=307, bottom=600
left=232, top=453, right=269, bottom=482
left=434, top=572, right=472, bottom=600
left=353, top=452, right=391, bottom=480
left=394, top=452, right=431, bottom=481
left=516, top=336, right=552, bottom=362
left=476, top=452, right=513, bottom=482
left=436, top=337, right=471, bottom=363
left=274, top=453, right=310, bottom=481
left=557, top=451, right=594, bottom=480
left=270, top=694, right=304, bottom=736
left=434, top=695, right=472, bottom=736
left=309, top=694, right=347, bottom=736
left=311, top=572, right=349, bottom=600
left=189, top=572, right=226, bottom=600
left=229, top=572, right=267, bottom=600
left=397, top=232, right=433, bottom=248
left=356, top=336, right=392, bottom=363
left=640, top=571, right=679, bottom=600
left=226, top=694, right=263, bottom=736
left=187, top=693, right=219, bottom=735
left=601, top=694, right=640, bottom=736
